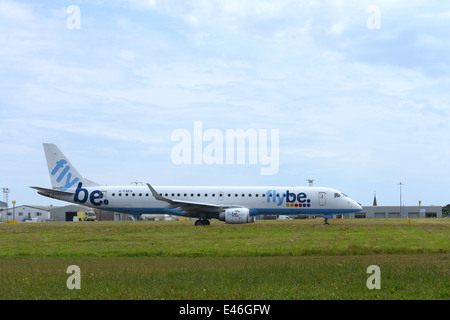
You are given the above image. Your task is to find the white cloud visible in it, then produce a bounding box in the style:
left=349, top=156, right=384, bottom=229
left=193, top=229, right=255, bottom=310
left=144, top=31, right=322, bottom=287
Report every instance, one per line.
left=0, top=0, right=36, bottom=22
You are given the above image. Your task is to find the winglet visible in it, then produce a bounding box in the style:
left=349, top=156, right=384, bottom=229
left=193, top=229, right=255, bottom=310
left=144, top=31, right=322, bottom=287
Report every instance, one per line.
left=147, top=183, right=170, bottom=202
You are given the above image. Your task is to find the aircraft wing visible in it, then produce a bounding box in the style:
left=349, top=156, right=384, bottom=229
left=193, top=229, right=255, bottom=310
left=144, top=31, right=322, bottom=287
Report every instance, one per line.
left=147, top=183, right=239, bottom=215
left=30, top=186, right=75, bottom=199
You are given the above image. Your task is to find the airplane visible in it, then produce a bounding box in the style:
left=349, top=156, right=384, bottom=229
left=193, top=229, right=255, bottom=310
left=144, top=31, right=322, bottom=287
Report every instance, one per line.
left=30, top=143, right=362, bottom=226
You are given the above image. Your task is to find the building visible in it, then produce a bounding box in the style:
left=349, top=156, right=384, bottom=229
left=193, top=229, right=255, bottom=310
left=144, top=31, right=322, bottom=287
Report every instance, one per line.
left=0, top=204, right=130, bottom=222
left=49, top=205, right=130, bottom=221
left=1, top=205, right=52, bottom=222
left=1, top=202, right=443, bottom=222
left=45, top=205, right=130, bottom=221
left=348, top=205, right=442, bottom=219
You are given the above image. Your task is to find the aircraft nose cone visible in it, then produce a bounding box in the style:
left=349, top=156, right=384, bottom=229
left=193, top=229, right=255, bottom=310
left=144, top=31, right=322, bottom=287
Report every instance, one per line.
left=353, top=201, right=362, bottom=211
left=348, top=199, right=362, bottom=211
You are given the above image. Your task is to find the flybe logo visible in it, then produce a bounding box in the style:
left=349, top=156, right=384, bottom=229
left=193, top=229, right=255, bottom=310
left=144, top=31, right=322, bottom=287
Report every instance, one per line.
left=51, top=158, right=108, bottom=206
left=265, top=190, right=311, bottom=207
left=51, top=159, right=79, bottom=191
left=74, top=183, right=109, bottom=206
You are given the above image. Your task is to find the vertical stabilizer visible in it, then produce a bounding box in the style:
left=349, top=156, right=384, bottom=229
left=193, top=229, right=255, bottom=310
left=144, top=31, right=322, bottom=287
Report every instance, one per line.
left=43, top=143, right=99, bottom=190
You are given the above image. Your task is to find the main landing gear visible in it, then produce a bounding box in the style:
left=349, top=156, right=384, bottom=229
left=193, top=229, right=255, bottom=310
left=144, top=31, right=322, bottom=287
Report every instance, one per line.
left=194, top=219, right=210, bottom=226
left=324, top=218, right=329, bottom=225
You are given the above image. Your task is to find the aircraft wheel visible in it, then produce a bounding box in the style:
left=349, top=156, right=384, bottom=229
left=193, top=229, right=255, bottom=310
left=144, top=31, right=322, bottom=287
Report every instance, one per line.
left=195, top=219, right=210, bottom=226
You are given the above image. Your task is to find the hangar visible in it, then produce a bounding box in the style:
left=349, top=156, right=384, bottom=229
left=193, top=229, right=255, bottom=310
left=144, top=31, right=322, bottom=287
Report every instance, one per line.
left=348, top=205, right=442, bottom=219
left=51, top=205, right=132, bottom=221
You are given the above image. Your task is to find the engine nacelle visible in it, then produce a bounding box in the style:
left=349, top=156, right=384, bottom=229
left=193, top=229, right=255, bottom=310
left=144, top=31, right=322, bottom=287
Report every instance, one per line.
left=219, top=208, right=255, bottom=224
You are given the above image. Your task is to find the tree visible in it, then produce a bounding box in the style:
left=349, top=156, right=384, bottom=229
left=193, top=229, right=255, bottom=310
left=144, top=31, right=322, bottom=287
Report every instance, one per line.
left=442, top=205, right=450, bottom=217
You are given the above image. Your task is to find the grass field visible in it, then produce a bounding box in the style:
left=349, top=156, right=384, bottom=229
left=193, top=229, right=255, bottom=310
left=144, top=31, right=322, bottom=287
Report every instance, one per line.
left=0, top=218, right=448, bottom=300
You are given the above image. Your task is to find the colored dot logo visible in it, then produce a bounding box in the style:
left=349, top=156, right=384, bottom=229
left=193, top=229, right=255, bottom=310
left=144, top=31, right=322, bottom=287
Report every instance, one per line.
left=286, top=203, right=311, bottom=208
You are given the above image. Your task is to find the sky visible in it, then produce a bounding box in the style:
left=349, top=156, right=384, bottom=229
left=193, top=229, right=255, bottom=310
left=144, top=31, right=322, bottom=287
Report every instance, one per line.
left=1, top=0, right=450, bottom=208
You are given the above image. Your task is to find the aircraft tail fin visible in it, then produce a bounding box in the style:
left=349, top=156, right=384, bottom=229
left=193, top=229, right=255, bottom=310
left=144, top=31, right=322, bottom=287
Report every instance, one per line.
left=43, top=143, right=99, bottom=191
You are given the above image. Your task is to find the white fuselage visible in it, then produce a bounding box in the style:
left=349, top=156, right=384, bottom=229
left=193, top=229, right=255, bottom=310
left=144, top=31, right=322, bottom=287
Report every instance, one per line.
left=33, top=143, right=363, bottom=224
left=62, top=184, right=362, bottom=219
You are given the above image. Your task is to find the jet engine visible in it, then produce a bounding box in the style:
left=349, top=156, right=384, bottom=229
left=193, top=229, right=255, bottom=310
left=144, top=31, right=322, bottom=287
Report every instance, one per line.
left=219, top=208, right=255, bottom=224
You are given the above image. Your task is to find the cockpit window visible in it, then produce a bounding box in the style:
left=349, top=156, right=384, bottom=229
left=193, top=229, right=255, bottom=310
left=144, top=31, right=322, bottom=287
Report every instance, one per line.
left=334, top=192, right=348, bottom=198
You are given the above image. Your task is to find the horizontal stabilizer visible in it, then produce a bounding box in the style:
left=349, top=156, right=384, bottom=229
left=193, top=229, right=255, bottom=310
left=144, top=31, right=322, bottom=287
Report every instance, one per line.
left=30, top=186, right=75, bottom=199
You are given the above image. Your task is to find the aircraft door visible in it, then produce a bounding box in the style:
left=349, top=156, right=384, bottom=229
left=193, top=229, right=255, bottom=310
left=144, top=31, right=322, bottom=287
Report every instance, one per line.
left=318, top=192, right=326, bottom=206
